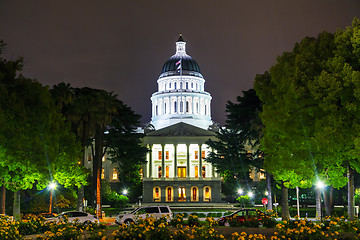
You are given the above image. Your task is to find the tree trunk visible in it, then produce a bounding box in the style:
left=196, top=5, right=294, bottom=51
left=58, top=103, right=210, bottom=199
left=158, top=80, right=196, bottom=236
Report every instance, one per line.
left=281, top=182, right=289, bottom=220
left=13, top=191, right=21, bottom=221
left=348, top=165, right=355, bottom=220
left=329, top=186, right=334, bottom=214
left=316, top=188, right=322, bottom=220
left=93, top=126, right=104, bottom=219
left=266, top=171, right=273, bottom=210
left=77, top=185, right=84, bottom=211
left=0, top=185, right=5, bottom=214
left=77, top=146, right=86, bottom=211
left=322, top=187, right=331, bottom=217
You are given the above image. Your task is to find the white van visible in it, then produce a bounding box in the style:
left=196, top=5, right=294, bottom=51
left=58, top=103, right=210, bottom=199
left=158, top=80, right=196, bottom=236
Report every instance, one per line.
left=115, top=205, right=172, bottom=225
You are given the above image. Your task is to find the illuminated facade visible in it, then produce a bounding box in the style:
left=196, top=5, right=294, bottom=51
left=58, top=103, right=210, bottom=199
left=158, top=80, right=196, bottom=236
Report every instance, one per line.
left=143, top=36, right=222, bottom=203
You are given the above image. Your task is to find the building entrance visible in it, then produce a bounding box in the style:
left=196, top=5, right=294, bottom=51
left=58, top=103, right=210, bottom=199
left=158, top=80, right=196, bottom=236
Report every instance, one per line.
left=178, top=187, right=186, bottom=201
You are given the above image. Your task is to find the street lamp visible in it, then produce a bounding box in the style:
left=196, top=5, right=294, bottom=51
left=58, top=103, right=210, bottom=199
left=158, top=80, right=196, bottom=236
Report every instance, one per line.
left=237, top=188, right=243, bottom=195
left=316, top=181, right=325, bottom=221
left=48, top=182, right=57, bottom=214
left=248, top=191, right=254, bottom=198
left=122, top=189, right=128, bottom=196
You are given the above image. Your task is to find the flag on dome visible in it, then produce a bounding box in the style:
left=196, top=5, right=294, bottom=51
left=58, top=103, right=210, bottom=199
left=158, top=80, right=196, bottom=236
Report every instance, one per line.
left=176, top=59, right=181, bottom=71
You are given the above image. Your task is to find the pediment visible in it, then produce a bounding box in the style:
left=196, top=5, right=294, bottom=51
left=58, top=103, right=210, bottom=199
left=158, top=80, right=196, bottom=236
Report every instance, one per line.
left=145, top=122, right=216, bottom=137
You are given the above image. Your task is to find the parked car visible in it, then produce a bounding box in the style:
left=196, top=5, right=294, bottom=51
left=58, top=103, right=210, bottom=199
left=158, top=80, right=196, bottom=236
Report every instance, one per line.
left=116, top=205, right=173, bottom=225
left=218, top=208, right=263, bottom=226
left=46, top=211, right=97, bottom=225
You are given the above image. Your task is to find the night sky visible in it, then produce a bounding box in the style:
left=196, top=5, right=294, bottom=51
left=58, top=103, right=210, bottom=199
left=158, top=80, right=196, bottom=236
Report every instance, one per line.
left=1, top=1, right=359, bottom=125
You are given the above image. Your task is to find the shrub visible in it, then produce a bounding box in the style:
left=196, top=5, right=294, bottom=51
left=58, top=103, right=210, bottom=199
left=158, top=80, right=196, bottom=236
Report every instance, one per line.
left=187, top=215, right=200, bottom=227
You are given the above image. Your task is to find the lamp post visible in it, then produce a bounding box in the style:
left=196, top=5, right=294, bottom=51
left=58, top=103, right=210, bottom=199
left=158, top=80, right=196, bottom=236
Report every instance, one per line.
left=48, top=182, right=56, bottom=214
left=316, top=181, right=325, bottom=221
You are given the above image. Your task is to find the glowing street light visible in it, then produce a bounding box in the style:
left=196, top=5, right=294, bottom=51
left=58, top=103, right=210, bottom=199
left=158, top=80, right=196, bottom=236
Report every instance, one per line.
left=248, top=191, right=254, bottom=198
left=122, top=189, right=128, bottom=196
left=237, top=188, right=243, bottom=195
left=316, top=181, right=325, bottom=190
left=48, top=182, right=57, bottom=214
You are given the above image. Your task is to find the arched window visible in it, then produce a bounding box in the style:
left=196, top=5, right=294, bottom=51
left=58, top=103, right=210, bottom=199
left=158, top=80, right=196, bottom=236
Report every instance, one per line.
left=153, top=187, right=161, bottom=202
left=156, top=105, right=158, bottom=115
left=166, top=187, right=173, bottom=201
left=186, top=101, right=189, bottom=113
left=180, top=82, right=183, bottom=89
left=191, top=187, right=198, bottom=201
left=178, top=187, right=186, bottom=201
left=169, top=82, right=171, bottom=88
left=202, top=166, right=206, bottom=178
left=164, top=103, right=166, bottom=114
left=191, top=82, right=193, bottom=88
left=205, top=105, right=207, bottom=115
left=196, top=83, right=198, bottom=90
left=186, top=82, right=189, bottom=89
left=196, top=103, right=199, bottom=113
left=204, top=187, right=211, bottom=201
left=180, top=101, right=183, bottom=113
left=174, top=101, right=177, bottom=113
left=175, top=82, right=177, bottom=89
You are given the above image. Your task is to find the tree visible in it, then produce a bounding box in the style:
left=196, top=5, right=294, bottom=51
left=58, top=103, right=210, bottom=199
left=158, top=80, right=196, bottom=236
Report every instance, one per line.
left=206, top=89, right=263, bottom=200
left=106, top=103, right=148, bottom=201
left=0, top=42, right=87, bottom=219
left=255, top=18, right=360, bottom=220
left=51, top=84, right=146, bottom=216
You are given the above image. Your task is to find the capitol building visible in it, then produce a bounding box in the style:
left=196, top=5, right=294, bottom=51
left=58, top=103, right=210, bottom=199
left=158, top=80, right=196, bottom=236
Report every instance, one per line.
left=142, top=35, right=222, bottom=203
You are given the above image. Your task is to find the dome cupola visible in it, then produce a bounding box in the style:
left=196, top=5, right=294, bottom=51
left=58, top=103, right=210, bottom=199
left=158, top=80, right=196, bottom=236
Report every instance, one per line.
left=160, top=35, right=203, bottom=78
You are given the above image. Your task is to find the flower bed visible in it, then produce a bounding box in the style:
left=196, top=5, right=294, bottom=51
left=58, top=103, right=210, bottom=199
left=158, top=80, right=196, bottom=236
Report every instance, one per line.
left=3, top=213, right=360, bottom=239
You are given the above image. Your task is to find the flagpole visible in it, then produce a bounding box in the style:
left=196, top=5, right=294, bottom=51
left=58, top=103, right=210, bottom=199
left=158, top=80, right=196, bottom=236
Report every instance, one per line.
left=180, top=56, right=183, bottom=122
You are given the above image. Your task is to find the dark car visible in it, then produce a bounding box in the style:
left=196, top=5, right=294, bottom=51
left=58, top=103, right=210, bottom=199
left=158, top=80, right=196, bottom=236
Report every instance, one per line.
left=218, top=209, right=263, bottom=226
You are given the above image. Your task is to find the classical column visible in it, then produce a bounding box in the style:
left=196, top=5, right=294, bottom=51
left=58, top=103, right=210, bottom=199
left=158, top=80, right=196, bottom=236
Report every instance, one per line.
left=149, top=144, right=153, bottom=178
left=186, top=144, right=190, bottom=178
left=174, top=144, right=178, bottom=178
left=161, top=144, right=165, bottom=179
left=192, top=97, right=194, bottom=114
left=199, top=144, right=203, bottom=179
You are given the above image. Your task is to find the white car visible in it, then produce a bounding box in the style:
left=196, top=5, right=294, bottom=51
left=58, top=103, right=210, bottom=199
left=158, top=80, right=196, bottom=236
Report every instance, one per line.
left=116, top=206, right=172, bottom=225
left=47, top=211, right=97, bottom=225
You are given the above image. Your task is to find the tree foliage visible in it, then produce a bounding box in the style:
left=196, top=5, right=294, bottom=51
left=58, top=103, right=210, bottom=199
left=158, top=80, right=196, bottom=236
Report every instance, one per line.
left=254, top=18, right=360, bottom=219
left=0, top=41, right=87, bottom=218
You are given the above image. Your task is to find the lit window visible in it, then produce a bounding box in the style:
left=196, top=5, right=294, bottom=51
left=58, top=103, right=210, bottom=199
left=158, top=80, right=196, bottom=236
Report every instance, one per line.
left=167, top=187, right=172, bottom=201
left=195, top=166, right=199, bottom=178
left=195, top=151, right=198, bottom=160
left=158, top=166, right=162, bottom=178
left=87, top=153, right=92, bottom=161
left=202, top=151, right=205, bottom=159
left=166, top=166, right=169, bottom=178
left=101, top=168, right=105, bottom=179
left=178, top=167, right=186, bottom=178
left=158, top=151, right=162, bottom=160
left=102, top=155, right=106, bottom=162
left=112, top=168, right=118, bottom=180
left=204, top=187, right=211, bottom=201
left=202, top=166, right=206, bottom=178
left=165, top=151, right=169, bottom=160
